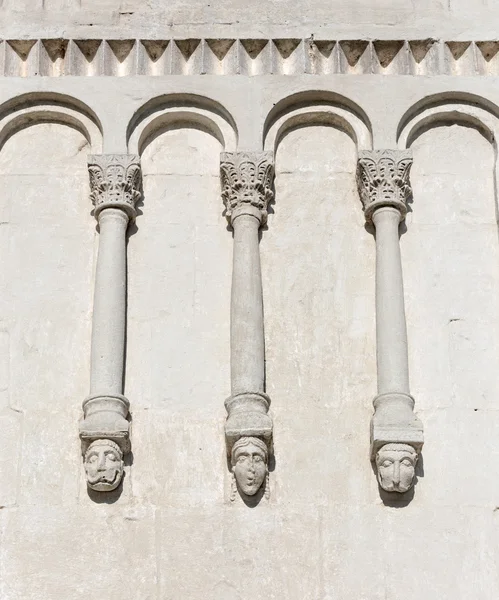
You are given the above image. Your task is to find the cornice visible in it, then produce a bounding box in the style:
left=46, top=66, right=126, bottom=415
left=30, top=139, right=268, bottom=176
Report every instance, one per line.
left=0, top=38, right=498, bottom=77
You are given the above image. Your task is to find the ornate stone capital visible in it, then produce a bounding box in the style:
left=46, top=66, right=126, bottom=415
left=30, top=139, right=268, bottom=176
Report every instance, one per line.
left=88, top=154, right=141, bottom=220
left=357, top=150, right=413, bottom=221
left=220, top=152, right=274, bottom=225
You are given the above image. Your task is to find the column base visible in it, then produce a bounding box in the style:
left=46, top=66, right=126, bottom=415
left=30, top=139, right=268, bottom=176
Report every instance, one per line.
left=370, top=392, right=424, bottom=458
left=224, top=392, right=273, bottom=451
left=79, top=393, right=130, bottom=454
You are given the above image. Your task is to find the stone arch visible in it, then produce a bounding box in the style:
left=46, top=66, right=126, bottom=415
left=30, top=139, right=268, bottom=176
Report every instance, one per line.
left=397, top=92, right=499, bottom=480
left=0, top=93, right=98, bottom=501
left=397, top=92, right=499, bottom=149
left=397, top=93, right=499, bottom=223
left=263, top=90, right=373, bottom=152
left=261, top=92, right=375, bottom=503
left=126, top=93, right=238, bottom=155
left=0, top=92, right=103, bottom=153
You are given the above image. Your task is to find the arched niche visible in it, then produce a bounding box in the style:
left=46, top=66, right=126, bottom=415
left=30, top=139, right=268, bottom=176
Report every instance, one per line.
left=0, top=92, right=103, bottom=154
left=397, top=92, right=499, bottom=148
left=126, top=93, right=238, bottom=155
left=263, top=90, right=373, bottom=152
left=261, top=111, right=376, bottom=505
left=125, top=121, right=229, bottom=506
left=398, top=95, right=499, bottom=506
left=0, top=93, right=100, bottom=503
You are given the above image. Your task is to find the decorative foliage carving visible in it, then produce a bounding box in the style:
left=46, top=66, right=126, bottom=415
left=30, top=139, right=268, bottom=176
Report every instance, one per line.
left=230, top=436, right=269, bottom=500
left=357, top=150, right=413, bottom=220
left=84, top=439, right=124, bottom=492
left=375, top=443, right=418, bottom=494
left=88, top=154, right=141, bottom=220
left=220, top=152, right=274, bottom=224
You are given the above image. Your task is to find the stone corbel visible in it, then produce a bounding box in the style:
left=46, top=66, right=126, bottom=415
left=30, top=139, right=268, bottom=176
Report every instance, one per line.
left=357, top=150, right=424, bottom=494
left=79, top=154, right=141, bottom=492
left=220, top=151, right=274, bottom=501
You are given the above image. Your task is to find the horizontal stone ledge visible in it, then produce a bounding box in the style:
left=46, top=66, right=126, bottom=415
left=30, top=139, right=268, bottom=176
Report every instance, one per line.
left=0, top=38, right=498, bottom=77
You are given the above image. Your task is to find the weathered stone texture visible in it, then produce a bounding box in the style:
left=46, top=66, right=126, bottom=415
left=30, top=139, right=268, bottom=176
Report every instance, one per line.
left=262, top=126, right=375, bottom=505
left=126, top=128, right=230, bottom=507
left=0, top=1, right=499, bottom=598
left=1, top=0, right=498, bottom=39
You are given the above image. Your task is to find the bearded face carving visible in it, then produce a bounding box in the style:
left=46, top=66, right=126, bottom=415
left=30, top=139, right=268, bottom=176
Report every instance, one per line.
left=84, top=439, right=124, bottom=492
left=231, top=436, right=268, bottom=498
left=375, top=443, right=418, bottom=493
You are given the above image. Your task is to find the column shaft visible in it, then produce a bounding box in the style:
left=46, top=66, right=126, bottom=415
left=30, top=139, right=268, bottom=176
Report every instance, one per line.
left=90, top=208, right=128, bottom=396
left=372, top=207, right=410, bottom=395
left=230, top=213, right=265, bottom=396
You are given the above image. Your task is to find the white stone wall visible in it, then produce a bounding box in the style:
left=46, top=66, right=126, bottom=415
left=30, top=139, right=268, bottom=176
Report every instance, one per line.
left=1, top=0, right=499, bottom=39
left=1, top=2, right=499, bottom=599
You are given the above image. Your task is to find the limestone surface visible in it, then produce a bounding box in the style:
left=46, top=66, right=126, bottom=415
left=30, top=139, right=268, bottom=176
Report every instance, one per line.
left=0, top=1, right=499, bottom=599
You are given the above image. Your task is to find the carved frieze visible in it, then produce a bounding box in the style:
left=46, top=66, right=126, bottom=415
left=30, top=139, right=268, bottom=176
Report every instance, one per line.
left=357, top=149, right=413, bottom=220
left=220, top=151, right=274, bottom=224
left=88, top=154, right=141, bottom=220
left=2, top=38, right=493, bottom=78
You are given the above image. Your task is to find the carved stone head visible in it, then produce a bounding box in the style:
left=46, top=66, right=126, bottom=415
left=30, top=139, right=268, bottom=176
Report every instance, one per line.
left=84, top=439, right=124, bottom=492
left=231, top=436, right=268, bottom=497
left=375, top=443, right=418, bottom=493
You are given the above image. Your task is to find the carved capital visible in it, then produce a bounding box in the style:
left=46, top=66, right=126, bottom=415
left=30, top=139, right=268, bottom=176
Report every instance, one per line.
left=357, top=150, right=413, bottom=221
left=220, top=152, right=274, bottom=225
left=88, top=154, right=141, bottom=220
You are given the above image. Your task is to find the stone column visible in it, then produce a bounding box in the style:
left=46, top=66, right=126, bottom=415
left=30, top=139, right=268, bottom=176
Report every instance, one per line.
left=79, top=154, right=141, bottom=492
left=220, top=152, right=274, bottom=500
left=357, top=150, right=423, bottom=494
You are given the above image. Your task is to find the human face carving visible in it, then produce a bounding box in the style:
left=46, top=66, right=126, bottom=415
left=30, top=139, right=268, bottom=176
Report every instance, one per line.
left=232, top=441, right=267, bottom=496
left=376, top=444, right=417, bottom=493
left=84, top=440, right=123, bottom=492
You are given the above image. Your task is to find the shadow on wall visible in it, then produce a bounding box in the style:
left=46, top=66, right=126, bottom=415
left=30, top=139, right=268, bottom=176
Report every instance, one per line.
left=126, top=93, right=238, bottom=156
left=263, top=90, right=373, bottom=153
left=0, top=91, right=103, bottom=153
